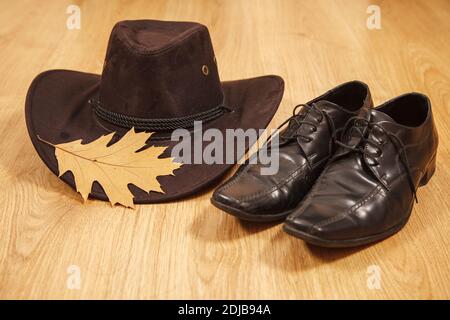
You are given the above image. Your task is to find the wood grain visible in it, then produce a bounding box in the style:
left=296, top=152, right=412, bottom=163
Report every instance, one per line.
left=0, top=0, right=449, bottom=299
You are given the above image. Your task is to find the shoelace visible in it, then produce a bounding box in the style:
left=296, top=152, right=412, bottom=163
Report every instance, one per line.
left=266, top=103, right=337, bottom=168
left=336, top=116, right=418, bottom=203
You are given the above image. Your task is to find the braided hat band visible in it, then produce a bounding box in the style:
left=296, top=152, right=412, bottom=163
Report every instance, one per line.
left=90, top=99, right=230, bottom=131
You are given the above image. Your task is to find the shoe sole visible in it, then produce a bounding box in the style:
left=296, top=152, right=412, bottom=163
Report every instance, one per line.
left=210, top=198, right=293, bottom=222
left=283, top=153, right=437, bottom=248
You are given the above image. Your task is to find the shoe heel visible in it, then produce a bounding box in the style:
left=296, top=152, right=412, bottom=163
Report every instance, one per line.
left=419, top=154, right=436, bottom=187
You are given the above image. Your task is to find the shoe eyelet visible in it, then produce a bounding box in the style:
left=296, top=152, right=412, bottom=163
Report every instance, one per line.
left=369, top=160, right=380, bottom=166
left=379, top=137, right=387, bottom=145
left=370, top=148, right=382, bottom=158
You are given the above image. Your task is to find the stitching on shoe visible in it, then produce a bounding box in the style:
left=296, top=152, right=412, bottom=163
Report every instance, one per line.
left=236, top=162, right=309, bottom=202
left=292, top=158, right=332, bottom=215
left=311, top=185, right=383, bottom=232
left=233, top=155, right=330, bottom=202
left=216, top=163, right=252, bottom=193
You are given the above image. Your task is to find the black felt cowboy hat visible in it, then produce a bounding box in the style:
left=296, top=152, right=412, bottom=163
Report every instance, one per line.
left=25, top=19, right=284, bottom=204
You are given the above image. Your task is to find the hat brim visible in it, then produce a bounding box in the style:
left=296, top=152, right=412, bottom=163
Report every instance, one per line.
left=25, top=70, right=284, bottom=203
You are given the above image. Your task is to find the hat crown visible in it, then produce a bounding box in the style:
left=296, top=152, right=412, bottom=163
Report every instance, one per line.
left=99, top=20, right=223, bottom=119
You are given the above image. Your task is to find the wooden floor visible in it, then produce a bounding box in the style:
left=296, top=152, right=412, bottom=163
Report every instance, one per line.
left=0, top=0, right=449, bottom=299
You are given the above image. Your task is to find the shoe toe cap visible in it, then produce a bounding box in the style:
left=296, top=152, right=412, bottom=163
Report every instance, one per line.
left=285, top=215, right=324, bottom=236
left=211, top=185, right=241, bottom=209
left=212, top=169, right=288, bottom=216
left=285, top=205, right=367, bottom=242
left=212, top=173, right=264, bottom=214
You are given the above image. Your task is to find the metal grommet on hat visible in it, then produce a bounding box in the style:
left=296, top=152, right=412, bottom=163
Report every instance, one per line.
left=202, top=65, right=209, bottom=75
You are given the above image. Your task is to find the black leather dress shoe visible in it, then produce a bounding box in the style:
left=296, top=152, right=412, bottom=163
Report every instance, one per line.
left=284, top=93, right=438, bottom=247
left=211, top=81, right=373, bottom=221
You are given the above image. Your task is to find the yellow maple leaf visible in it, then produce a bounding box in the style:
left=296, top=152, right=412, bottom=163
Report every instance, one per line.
left=39, top=128, right=182, bottom=208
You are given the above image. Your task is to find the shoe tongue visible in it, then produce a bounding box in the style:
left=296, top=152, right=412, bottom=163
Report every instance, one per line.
left=369, top=108, right=405, bottom=134
left=283, top=100, right=337, bottom=135
left=314, top=99, right=341, bottom=111
left=370, top=109, right=397, bottom=124
left=336, top=108, right=401, bottom=163
left=281, top=100, right=343, bottom=144
left=301, top=100, right=344, bottom=123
